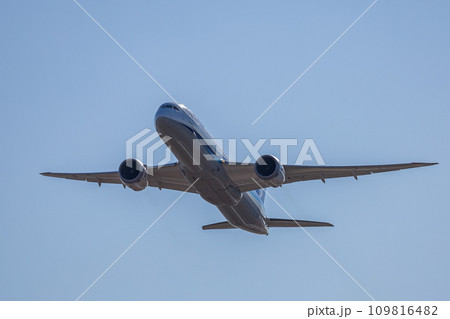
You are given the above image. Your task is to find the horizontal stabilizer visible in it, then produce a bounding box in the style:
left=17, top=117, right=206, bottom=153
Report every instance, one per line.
left=202, top=221, right=236, bottom=230
left=266, top=218, right=333, bottom=228
left=202, top=218, right=333, bottom=231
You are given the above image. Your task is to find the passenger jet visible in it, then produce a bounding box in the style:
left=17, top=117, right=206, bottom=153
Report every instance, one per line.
left=41, top=103, right=437, bottom=235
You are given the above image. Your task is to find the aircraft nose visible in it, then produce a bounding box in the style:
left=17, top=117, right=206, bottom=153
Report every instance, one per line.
left=155, top=104, right=172, bottom=129
left=154, top=115, right=172, bottom=135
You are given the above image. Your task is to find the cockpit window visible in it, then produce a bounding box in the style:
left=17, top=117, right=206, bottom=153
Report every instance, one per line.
left=161, top=104, right=180, bottom=111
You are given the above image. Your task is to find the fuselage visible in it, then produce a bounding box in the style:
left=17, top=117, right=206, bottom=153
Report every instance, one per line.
left=154, top=102, right=268, bottom=235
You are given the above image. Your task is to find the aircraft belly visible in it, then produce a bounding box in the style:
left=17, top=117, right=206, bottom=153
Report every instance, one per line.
left=157, top=118, right=241, bottom=206
left=156, top=116, right=267, bottom=234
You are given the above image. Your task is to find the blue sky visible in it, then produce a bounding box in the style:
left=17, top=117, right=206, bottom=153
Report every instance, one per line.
left=1, top=0, right=449, bottom=300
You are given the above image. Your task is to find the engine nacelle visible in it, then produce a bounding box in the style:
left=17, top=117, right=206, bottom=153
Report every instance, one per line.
left=254, top=155, right=285, bottom=187
left=118, top=159, right=148, bottom=191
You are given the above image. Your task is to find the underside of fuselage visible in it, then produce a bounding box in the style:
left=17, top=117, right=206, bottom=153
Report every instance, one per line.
left=155, top=104, right=269, bottom=235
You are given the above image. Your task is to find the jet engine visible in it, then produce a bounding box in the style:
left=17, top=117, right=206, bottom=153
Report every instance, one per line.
left=254, top=155, right=285, bottom=187
left=118, top=159, right=148, bottom=191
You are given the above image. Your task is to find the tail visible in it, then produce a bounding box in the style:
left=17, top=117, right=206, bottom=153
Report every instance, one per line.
left=202, top=218, right=333, bottom=230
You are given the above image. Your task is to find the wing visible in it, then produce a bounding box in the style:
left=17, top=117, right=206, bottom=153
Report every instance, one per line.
left=223, top=162, right=438, bottom=192
left=41, top=162, right=196, bottom=193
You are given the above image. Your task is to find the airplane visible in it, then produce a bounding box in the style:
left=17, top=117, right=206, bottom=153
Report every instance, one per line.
left=41, top=102, right=437, bottom=235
